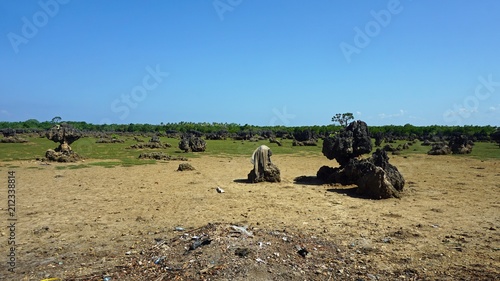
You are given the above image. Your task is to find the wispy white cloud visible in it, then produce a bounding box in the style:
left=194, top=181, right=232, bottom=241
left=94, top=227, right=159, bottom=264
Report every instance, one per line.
left=446, top=107, right=478, bottom=117
left=488, top=104, right=500, bottom=112
left=0, top=109, right=10, bottom=116
left=408, top=115, right=425, bottom=121
left=378, top=109, right=405, bottom=119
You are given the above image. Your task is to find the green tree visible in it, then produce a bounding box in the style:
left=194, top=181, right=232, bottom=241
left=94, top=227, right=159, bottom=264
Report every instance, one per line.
left=51, top=116, right=62, bottom=124
left=332, top=113, right=354, bottom=127
left=23, top=119, right=40, bottom=128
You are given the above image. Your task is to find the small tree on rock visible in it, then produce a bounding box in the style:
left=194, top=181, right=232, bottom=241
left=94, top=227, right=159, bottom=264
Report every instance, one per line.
left=332, top=113, right=354, bottom=127
left=51, top=116, right=62, bottom=124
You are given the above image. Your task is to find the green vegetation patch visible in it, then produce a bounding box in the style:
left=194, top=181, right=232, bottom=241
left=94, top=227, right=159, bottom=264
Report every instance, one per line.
left=0, top=137, right=53, bottom=161
left=1, top=135, right=499, bottom=164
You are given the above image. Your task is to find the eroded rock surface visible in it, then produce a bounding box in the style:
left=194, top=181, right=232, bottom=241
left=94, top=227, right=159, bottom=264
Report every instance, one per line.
left=318, top=121, right=405, bottom=199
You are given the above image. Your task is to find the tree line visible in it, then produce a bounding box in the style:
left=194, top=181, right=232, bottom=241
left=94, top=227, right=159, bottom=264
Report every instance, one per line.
left=0, top=119, right=498, bottom=141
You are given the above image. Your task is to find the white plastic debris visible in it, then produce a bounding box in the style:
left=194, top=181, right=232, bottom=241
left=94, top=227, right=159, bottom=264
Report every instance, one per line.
left=231, top=225, right=253, bottom=236
left=216, top=187, right=225, bottom=193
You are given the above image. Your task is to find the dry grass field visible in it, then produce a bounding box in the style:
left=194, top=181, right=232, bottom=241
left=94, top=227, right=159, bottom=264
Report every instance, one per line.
left=0, top=151, right=499, bottom=280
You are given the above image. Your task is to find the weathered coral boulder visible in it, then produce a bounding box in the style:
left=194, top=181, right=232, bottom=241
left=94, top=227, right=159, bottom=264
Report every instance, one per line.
left=150, top=135, right=161, bottom=143
left=427, top=143, right=451, bottom=155
left=247, top=145, right=281, bottom=183
left=133, top=136, right=145, bottom=142
left=0, top=136, right=29, bottom=143
left=96, top=138, right=125, bottom=143
left=318, top=121, right=404, bottom=199
left=293, top=130, right=318, bottom=142
left=129, top=142, right=171, bottom=149
left=46, top=124, right=82, bottom=147
left=179, top=138, right=190, bottom=152
left=269, top=137, right=282, bottom=146
left=318, top=149, right=404, bottom=199
left=356, top=166, right=401, bottom=199
left=302, top=139, right=318, bottom=146
left=316, top=166, right=336, bottom=182
left=138, top=152, right=187, bottom=161
left=322, top=121, right=372, bottom=166
left=421, top=139, right=432, bottom=146
left=449, top=134, right=473, bottom=154
left=293, top=139, right=317, bottom=146
left=370, top=148, right=405, bottom=191
left=383, top=144, right=396, bottom=152
left=205, top=131, right=229, bottom=140
left=45, top=149, right=81, bottom=162
left=179, top=137, right=206, bottom=152
left=190, top=137, right=207, bottom=152
left=374, top=132, right=384, bottom=147
left=2, top=128, right=16, bottom=138
left=177, top=163, right=195, bottom=171
left=44, top=124, right=82, bottom=162
left=248, top=163, right=281, bottom=183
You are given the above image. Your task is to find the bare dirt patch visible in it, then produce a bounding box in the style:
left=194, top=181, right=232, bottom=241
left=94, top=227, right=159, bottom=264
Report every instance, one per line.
left=0, top=154, right=498, bottom=280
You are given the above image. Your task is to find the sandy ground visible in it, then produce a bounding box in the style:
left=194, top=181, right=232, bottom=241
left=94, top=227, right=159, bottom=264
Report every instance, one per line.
left=0, top=153, right=499, bottom=280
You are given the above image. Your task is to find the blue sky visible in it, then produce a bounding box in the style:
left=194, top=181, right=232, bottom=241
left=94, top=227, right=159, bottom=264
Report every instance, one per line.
left=1, top=0, right=499, bottom=126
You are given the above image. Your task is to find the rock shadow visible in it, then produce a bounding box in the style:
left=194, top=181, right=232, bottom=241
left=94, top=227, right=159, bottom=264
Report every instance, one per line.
left=293, top=176, right=324, bottom=186
left=326, top=186, right=365, bottom=198
left=233, top=179, right=251, bottom=184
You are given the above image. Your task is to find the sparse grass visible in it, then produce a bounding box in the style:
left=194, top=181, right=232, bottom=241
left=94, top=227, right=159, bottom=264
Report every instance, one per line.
left=0, top=136, right=186, bottom=167
left=27, top=166, right=44, bottom=170
left=68, top=164, right=90, bottom=169
left=204, top=139, right=323, bottom=157
left=0, top=136, right=499, bottom=166
left=0, top=137, right=53, bottom=161
left=455, top=142, right=500, bottom=160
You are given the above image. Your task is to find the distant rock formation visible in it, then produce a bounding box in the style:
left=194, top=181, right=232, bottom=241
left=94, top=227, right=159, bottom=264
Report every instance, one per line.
left=449, top=134, right=473, bottom=154
left=427, top=143, right=451, bottom=155
left=179, top=136, right=206, bottom=152
left=44, top=124, right=82, bottom=162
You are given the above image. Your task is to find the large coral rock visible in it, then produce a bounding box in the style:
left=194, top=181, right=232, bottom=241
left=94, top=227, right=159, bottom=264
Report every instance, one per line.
left=1, top=136, right=29, bottom=143
left=247, top=145, right=281, bottom=183
left=45, top=149, right=82, bottom=162
left=322, top=121, right=372, bottom=166
left=356, top=166, right=401, bottom=199
left=449, top=134, right=473, bottom=154
left=371, top=148, right=405, bottom=191
left=427, top=143, right=451, bottom=155
left=247, top=163, right=281, bottom=183
left=318, top=121, right=404, bottom=199
left=46, top=124, right=82, bottom=146
left=44, top=124, right=83, bottom=162
left=318, top=149, right=404, bottom=199
left=179, top=137, right=206, bottom=152
left=2, top=128, right=16, bottom=138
